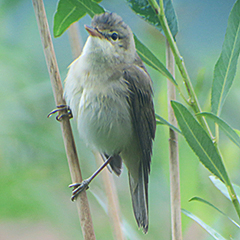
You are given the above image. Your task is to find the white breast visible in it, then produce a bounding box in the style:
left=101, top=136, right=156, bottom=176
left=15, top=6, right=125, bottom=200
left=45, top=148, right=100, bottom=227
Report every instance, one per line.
left=64, top=46, right=133, bottom=155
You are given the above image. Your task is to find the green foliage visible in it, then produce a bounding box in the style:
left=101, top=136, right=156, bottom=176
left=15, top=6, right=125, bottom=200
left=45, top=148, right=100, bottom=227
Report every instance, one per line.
left=210, top=176, right=240, bottom=202
left=211, top=0, right=240, bottom=115
left=134, top=35, right=176, bottom=85
left=54, top=0, right=104, bottom=37
left=171, top=101, right=229, bottom=183
left=197, top=112, right=240, bottom=148
left=126, top=0, right=178, bottom=37
left=155, top=113, right=182, bottom=134
left=182, top=209, right=227, bottom=240
left=189, top=196, right=240, bottom=228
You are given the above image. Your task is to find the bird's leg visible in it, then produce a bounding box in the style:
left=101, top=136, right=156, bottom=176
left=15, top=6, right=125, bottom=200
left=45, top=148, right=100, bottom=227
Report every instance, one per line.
left=47, top=104, right=73, bottom=121
left=69, top=156, right=114, bottom=201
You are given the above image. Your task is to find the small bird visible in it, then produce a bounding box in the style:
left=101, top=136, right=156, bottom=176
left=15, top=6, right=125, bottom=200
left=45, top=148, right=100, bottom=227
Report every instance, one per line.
left=64, top=12, right=156, bottom=233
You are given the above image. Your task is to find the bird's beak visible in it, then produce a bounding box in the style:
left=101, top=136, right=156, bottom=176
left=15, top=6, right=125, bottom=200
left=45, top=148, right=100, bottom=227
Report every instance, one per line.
left=85, top=25, right=103, bottom=39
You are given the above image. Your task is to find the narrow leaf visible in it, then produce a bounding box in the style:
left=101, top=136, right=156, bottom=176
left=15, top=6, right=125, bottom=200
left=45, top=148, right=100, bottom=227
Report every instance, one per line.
left=54, top=0, right=86, bottom=37
left=77, top=0, right=104, bottom=18
left=54, top=0, right=104, bottom=37
left=211, top=0, right=240, bottom=115
left=197, top=112, right=240, bottom=148
left=155, top=113, right=182, bottom=134
left=134, top=35, right=177, bottom=86
left=236, top=129, right=240, bottom=137
left=126, top=0, right=178, bottom=37
left=210, top=176, right=240, bottom=202
left=171, top=101, right=229, bottom=183
left=182, top=209, right=227, bottom=240
left=189, top=196, right=240, bottom=228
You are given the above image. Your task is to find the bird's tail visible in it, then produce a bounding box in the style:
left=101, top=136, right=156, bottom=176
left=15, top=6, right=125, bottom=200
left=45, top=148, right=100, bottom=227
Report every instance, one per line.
left=128, top=163, right=149, bottom=233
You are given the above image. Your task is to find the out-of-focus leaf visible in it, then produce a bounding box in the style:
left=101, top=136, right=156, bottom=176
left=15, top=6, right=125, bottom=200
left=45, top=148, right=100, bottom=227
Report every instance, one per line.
left=155, top=113, right=181, bottom=134
left=182, top=209, right=227, bottom=240
left=210, top=176, right=240, bottom=202
left=211, top=0, right=240, bottom=115
left=54, top=0, right=104, bottom=37
left=171, top=101, right=229, bottom=184
left=197, top=112, right=240, bottom=148
left=189, top=196, right=240, bottom=228
left=236, top=129, right=240, bottom=137
left=134, top=35, right=177, bottom=85
left=126, top=0, right=178, bottom=37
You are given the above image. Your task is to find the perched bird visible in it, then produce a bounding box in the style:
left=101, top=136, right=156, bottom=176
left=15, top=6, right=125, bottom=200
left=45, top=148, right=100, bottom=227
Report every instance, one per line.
left=64, top=12, right=156, bottom=233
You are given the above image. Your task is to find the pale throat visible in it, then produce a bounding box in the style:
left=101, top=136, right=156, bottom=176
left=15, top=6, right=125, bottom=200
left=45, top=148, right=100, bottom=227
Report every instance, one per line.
left=81, top=35, right=135, bottom=70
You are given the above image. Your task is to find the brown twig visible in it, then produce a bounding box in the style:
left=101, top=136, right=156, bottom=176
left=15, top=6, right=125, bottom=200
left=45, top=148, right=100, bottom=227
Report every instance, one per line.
left=68, top=23, right=83, bottom=59
left=94, top=153, right=125, bottom=240
left=32, top=1, right=96, bottom=239
left=166, top=40, right=182, bottom=240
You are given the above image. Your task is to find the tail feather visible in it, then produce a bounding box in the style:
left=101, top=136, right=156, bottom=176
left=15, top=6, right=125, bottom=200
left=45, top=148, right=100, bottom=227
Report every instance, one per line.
left=129, top=163, right=149, bottom=233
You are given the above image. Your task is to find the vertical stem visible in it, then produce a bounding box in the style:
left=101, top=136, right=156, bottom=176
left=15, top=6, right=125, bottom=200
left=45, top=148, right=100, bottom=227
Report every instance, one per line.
left=67, top=23, right=125, bottom=239
left=94, top=153, right=125, bottom=240
left=32, top=1, right=96, bottom=239
left=166, top=40, right=182, bottom=240
left=68, top=23, right=82, bottom=59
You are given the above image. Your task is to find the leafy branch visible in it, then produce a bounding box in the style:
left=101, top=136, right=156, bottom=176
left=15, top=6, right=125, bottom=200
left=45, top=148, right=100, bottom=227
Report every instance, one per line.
left=147, top=0, right=212, bottom=137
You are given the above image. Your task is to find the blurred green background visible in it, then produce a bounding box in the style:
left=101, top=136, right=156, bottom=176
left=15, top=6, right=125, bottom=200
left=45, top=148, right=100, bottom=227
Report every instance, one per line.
left=1, top=0, right=240, bottom=239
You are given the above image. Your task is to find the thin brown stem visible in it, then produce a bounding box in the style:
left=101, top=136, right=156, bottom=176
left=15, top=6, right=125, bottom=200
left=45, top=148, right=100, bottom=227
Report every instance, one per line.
left=166, top=40, right=182, bottom=240
left=94, top=153, right=125, bottom=240
left=32, top=1, right=96, bottom=239
left=68, top=23, right=82, bottom=59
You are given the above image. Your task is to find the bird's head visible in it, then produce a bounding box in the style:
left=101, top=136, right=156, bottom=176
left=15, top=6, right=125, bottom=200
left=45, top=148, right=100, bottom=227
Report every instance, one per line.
left=83, top=12, right=136, bottom=64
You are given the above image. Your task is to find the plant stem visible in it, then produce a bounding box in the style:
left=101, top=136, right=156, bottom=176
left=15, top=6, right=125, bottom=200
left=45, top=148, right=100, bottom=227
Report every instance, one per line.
left=32, top=1, right=96, bottom=239
left=148, top=0, right=213, bottom=139
left=68, top=23, right=83, bottom=59
left=166, top=40, right=182, bottom=240
left=94, top=153, right=125, bottom=240
left=228, top=183, right=240, bottom=219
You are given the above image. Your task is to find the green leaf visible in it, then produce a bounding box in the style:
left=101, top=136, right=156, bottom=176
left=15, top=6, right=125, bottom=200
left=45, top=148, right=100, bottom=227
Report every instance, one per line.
left=197, top=112, right=240, bottom=148
left=211, top=0, right=240, bottom=115
left=236, top=129, right=240, bottom=137
left=126, top=0, right=178, bottom=37
left=155, top=113, right=182, bottom=134
left=171, top=101, right=229, bottom=183
left=189, top=196, right=240, bottom=228
left=54, top=0, right=104, bottom=37
left=134, top=35, right=177, bottom=86
left=182, top=209, right=227, bottom=240
left=54, top=0, right=86, bottom=37
left=77, top=0, right=104, bottom=18
left=210, top=176, right=240, bottom=202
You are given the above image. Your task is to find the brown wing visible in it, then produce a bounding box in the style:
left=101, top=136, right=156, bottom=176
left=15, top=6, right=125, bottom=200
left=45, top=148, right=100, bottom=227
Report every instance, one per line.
left=123, top=61, right=156, bottom=179
left=123, top=59, right=156, bottom=232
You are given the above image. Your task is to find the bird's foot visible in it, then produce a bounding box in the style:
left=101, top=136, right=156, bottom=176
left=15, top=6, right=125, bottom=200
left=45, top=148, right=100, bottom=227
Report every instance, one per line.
left=69, top=179, right=91, bottom=201
left=47, top=104, right=73, bottom=121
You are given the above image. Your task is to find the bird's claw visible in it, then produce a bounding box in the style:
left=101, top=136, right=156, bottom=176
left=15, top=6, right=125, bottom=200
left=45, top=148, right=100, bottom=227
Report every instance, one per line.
left=69, top=179, right=90, bottom=201
left=47, top=104, right=73, bottom=121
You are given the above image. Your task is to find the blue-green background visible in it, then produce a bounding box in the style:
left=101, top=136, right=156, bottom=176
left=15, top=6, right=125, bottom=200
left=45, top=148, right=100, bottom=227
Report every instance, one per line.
left=1, top=0, right=240, bottom=239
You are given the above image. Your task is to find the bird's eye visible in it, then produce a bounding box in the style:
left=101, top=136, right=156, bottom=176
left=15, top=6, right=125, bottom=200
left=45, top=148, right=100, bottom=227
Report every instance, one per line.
left=110, top=32, right=118, bottom=41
